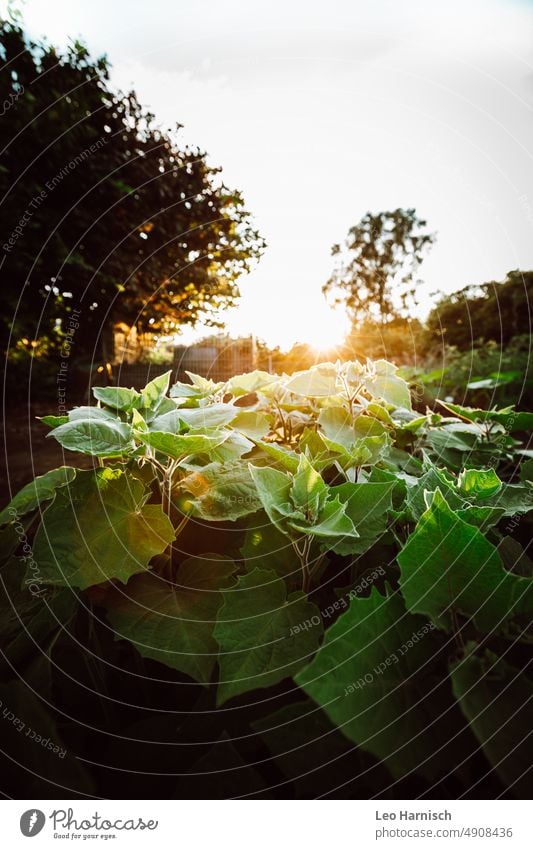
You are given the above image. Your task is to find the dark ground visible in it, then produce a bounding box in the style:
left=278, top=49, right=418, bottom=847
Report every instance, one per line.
left=1, top=403, right=93, bottom=510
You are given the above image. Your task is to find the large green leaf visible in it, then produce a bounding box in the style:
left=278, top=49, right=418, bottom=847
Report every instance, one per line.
left=290, top=454, right=328, bottom=518
left=288, top=496, right=356, bottom=541
left=225, top=370, right=277, bottom=396
left=140, top=370, right=171, bottom=409
left=251, top=440, right=300, bottom=473
left=0, top=467, right=76, bottom=525
left=295, top=588, right=463, bottom=779
left=457, top=468, right=502, bottom=499
left=92, top=385, right=142, bottom=411
left=176, top=403, right=239, bottom=430
left=328, top=481, right=395, bottom=555
left=248, top=464, right=293, bottom=532
left=135, top=429, right=227, bottom=460
left=231, top=410, right=272, bottom=439
left=285, top=364, right=339, bottom=397
left=105, top=555, right=236, bottom=683
left=363, top=361, right=411, bottom=410
left=179, top=462, right=262, bottom=521
left=170, top=372, right=223, bottom=400
left=405, top=467, right=467, bottom=522
left=48, top=418, right=132, bottom=457
left=450, top=646, right=533, bottom=797
left=214, top=568, right=323, bottom=705
left=398, top=489, right=533, bottom=633
left=438, top=401, right=533, bottom=432
left=32, top=468, right=174, bottom=589
left=318, top=407, right=355, bottom=449
left=204, top=431, right=254, bottom=462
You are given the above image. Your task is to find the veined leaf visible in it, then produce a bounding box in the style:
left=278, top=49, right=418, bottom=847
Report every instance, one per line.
left=176, top=403, right=239, bottom=430
left=0, top=467, right=76, bottom=526
left=47, top=418, right=132, bottom=457
left=105, top=556, right=236, bottom=684
left=318, top=407, right=355, bottom=449
left=205, top=431, right=254, bottom=462
left=215, top=568, right=323, bottom=705
left=296, top=588, right=462, bottom=779
left=290, top=455, right=328, bottom=518
left=248, top=465, right=293, bottom=532
left=141, top=370, right=171, bottom=409
left=438, top=401, right=533, bottom=432
left=68, top=406, right=119, bottom=422
left=364, top=362, right=411, bottom=410
left=328, top=481, right=395, bottom=555
left=398, top=489, right=533, bottom=633
left=92, top=385, right=142, bottom=411
left=32, top=468, right=174, bottom=589
left=457, top=468, right=502, bottom=499
left=180, top=462, right=262, bottom=521
left=38, top=414, right=68, bottom=428
left=170, top=372, right=223, bottom=400
left=225, top=370, right=277, bottom=396
left=134, top=429, right=227, bottom=460
left=285, top=364, right=339, bottom=397
left=251, top=440, right=300, bottom=473
left=288, top=495, right=357, bottom=540
left=231, top=410, right=272, bottom=439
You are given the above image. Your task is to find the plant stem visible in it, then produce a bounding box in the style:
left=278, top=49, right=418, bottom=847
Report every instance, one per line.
left=292, top=536, right=313, bottom=593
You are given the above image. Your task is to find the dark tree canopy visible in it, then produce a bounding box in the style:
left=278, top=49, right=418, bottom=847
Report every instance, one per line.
left=323, top=208, right=435, bottom=326
left=426, top=270, right=533, bottom=350
left=0, top=19, right=263, bottom=362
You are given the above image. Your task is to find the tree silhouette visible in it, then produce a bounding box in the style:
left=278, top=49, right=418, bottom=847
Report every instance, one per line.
left=323, top=208, right=435, bottom=327
left=0, top=18, right=264, bottom=364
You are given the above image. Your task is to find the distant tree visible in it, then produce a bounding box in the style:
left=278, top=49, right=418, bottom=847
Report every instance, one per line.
left=426, top=270, right=533, bottom=350
left=323, top=208, right=435, bottom=327
left=0, top=18, right=263, bottom=364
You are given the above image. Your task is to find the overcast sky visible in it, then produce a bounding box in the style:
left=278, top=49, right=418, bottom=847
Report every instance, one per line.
left=8, top=0, right=533, bottom=348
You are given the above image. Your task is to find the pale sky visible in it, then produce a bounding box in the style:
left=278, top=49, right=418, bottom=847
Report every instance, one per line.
left=8, top=0, right=533, bottom=348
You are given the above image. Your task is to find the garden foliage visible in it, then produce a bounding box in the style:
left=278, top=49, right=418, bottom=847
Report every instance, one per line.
left=1, top=359, right=532, bottom=795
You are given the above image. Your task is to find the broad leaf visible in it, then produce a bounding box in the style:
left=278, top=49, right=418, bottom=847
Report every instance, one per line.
left=180, top=462, right=262, bottom=521
left=285, top=364, right=339, bottom=397
left=225, top=370, right=277, bottom=396
left=176, top=403, right=239, bottom=430
left=296, top=588, right=462, bottom=779
left=290, top=455, right=328, bottom=518
left=0, top=467, right=76, bottom=525
left=32, top=468, right=174, bottom=589
left=231, top=410, right=272, bottom=439
left=248, top=464, right=293, bottom=532
left=457, top=468, right=502, bottom=499
left=141, top=370, right=171, bottom=409
left=251, top=440, right=300, bottom=473
left=92, top=385, right=142, bottom=411
left=48, top=418, right=132, bottom=457
left=398, top=489, right=533, bottom=633
left=135, top=429, right=227, bottom=460
left=364, top=361, right=411, bottom=410
left=328, top=481, right=395, bottom=555
left=288, top=495, right=357, bottom=541
left=438, top=401, right=533, bottom=432
left=215, top=568, right=323, bottom=704
left=105, top=555, right=236, bottom=684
